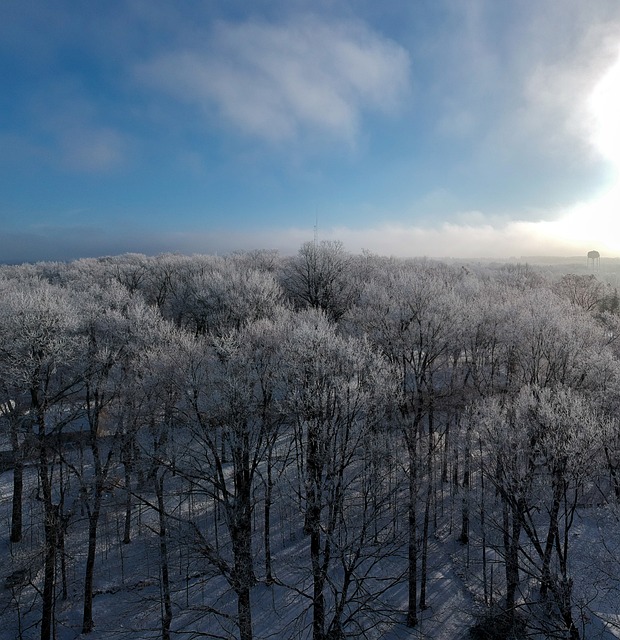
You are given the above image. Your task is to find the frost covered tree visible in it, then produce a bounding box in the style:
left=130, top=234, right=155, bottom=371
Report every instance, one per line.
left=170, top=312, right=289, bottom=640
left=175, top=257, right=285, bottom=336
left=501, top=288, right=613, bottom=392
left=134, top=327, right=187, bottom=640
left=478, top=385, right=602, bottom=638
left=347, top=261, right=462, bottom=624
left=0, top=278, right=83, bottom=640
left=282, top=309, right=397, bottom=640
left=74, top=284, right=173, bottom=634
left=552, top=273, right=604, bottom=312
left=281, top=240, right=358, bottom=321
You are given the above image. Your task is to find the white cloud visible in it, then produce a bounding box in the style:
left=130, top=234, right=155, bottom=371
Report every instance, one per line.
left=430, top=0, right=620, bottom=169
left=135, top=15, right=411, bottom=143
left=316, top=183, right=620, bottom=259
left=312, top=221, right=580, bottom=259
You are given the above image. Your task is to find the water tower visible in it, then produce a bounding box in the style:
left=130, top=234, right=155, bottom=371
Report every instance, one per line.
left=587, top=250, right=600, bottom=269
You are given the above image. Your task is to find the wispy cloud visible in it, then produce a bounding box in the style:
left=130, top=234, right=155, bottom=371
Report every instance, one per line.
left=430, top=0, right=620, bottom=168
left=322, top=221, right=583, bottom=259
left=135, top=15, right=411, bottom=143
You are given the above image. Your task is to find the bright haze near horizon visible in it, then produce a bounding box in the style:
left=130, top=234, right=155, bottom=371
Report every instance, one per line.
left=3, top=1, right=620, bottom=264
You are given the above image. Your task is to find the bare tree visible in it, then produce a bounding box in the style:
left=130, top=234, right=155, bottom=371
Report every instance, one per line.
left=73, top=285, right=171, bottom=634
left=282, top=309, right=397, bottom=640
left=347, top=261, right=462, bottom=624
left=169, top=317, right=285, bottom=640
left=0, top=279, right=83, bottom=640
left=178, top=257, right=285, bottom=336
left=478, top=385, right=602, bottom=638
left=0, top=392, right=28, bottom=543
left=281, top=240, right=358, bottom=321
left=552, top=273, right=604, bottom=312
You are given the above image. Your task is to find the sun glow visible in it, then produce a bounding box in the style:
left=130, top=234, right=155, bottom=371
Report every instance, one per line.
left=549, top=49, right=620, bottom=255
left=553, top=184, right=620, bottom=251
left=589, top=50, right=620, bottom=169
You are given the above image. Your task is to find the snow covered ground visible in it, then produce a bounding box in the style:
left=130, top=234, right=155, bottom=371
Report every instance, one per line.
left=0, top=458, right=619, bottom=639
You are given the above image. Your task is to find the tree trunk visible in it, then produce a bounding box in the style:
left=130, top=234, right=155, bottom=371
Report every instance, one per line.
left=59, top=517, right=68, bottom=601
left=9, top=417, right=23, bottom=543
left=123, top=461, right=132, bottom=544
left=442, top=418, right=450, bottom=484
left=302, top=418, right=327, bottom=639
left=557, top=577, right=580, bottom=640
left=156, top=473, right=172, bottom=640
left=419, top=481, right=431, bottom=611
left=503, top=499, right=522, bottom=620
left=41, top=504, right=57, bottom=640
left=406, top=435, right=418, bottom=627
left=311, top=526, right=325, bottom=640
left=11, top=459, right=24, bottom=544
left=82, top=502, right=101, bottom=634
left=32, top=388, right=57, bottom=640
left=540, top=478, right=562, bottom=599
left=419, top=407, right=435, bottom=611
left=39, top=443, right=56, bottom=640
left=231, top=512, right=255, bottom=640
left=459, top=419, right=471, bottom=544
left=479, top=438, right=488, bottom=605
left=122, top=436, right=134, bottom=544
left=264, top=452, right=274, bottom=584
left=237, top=585, right=253, bottom=640
left=304, top=422, right=321, bottom=536
left=230, top=441, right=256, bottom=640
left=603, top=446, right=620, bottom=500
left=83, top=395, right=107, bottom=635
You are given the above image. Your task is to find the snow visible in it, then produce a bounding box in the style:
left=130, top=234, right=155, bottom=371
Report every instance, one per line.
left=1, top=446, right=620, bottom=639
left=0, top=459, right=470, bottom=639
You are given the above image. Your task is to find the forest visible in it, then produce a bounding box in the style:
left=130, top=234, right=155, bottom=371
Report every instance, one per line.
left=1, top=242, right=620, bottom=640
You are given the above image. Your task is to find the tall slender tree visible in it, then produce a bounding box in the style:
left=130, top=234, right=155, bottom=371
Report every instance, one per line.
left=282, top=309, right=396, bottom=640
left=0, top=279, right=83, bottom=640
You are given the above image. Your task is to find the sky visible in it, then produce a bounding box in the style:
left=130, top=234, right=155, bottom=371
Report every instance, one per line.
left=3, top=0, right=620, bottom=263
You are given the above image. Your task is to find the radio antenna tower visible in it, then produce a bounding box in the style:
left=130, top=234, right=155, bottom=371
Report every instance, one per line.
left=313, top=210, right=319, bottom=247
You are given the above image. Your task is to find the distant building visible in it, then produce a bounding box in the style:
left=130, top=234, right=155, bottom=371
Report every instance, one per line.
left=587, top=250, right=600, bottom=269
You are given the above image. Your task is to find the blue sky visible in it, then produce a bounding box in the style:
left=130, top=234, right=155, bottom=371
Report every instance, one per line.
left=3, top=0, right=620, bottom=263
